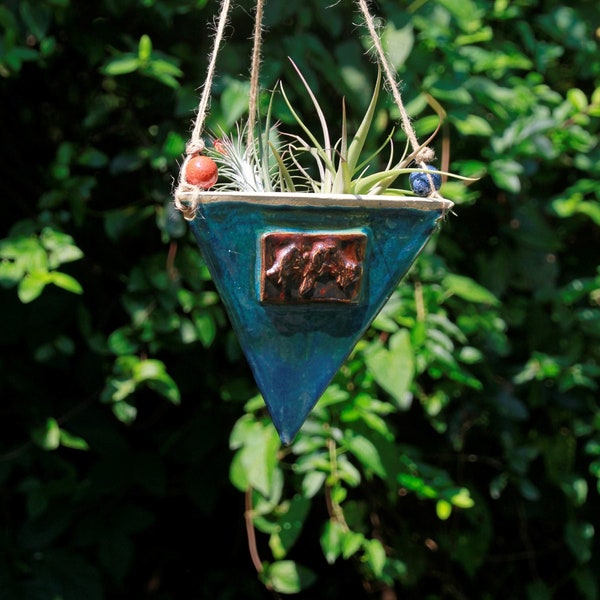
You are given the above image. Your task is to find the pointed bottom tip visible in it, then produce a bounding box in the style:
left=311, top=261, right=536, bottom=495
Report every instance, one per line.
left=278, top=433, right=294, bottom=446
left=271, top=415, right=305, bottom=446
left=275, top=425, right=301, bottom=446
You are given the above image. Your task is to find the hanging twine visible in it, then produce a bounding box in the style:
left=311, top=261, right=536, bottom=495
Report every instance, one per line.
left=246, top=0, right=266, bottom=150
left=354, top=0, right=439, bottom=195
left=174, top=0, right=233, bottom=220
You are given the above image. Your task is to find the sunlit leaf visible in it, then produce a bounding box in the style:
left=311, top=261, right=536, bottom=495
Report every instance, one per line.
left=31, top=417, right=61, bottom=450
left=364, top=329, right=414, bottom=408
left=364, top=538, right=386, bottom=577
left=138, top=34, right=152, bottom=62
left=48, top=271, right=83, bottom=295
left=443, top=274, right=500, bottom=305
left=320, top=519, right=344, bottom=564
left=263, top=560, right=317, bottom=595
left=102, top=55, right=140, bottom=76
left=436, top=499, right=452, bottom=520
left=344, top=432, right=387, bottom=479
left=18, top=271, right=48, bottom=303
left=59, top=429, right=90, bottom=451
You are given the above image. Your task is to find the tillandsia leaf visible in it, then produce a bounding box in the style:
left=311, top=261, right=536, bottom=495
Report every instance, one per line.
left=208, top=117, right=287, bottom=193
left=286, top=135, right=328, bottom=192
left=361, top=140, right=404, bottom=195
left=287, top=58, right=333, bottom=158
left=352, top=168, right=413, bottom=195
left=373, top=187, right=414, bottom=196
left=332, top=100, right=351, bottom=194
left=285, top=58, right=335, bottom=191
left=269, top=142, right=297, bottom=192
left=353, top=167, right=477, bottom=196
left=279, top=84, right=336, bottom=189
left=354, top=128, right=399, bottom=177
left=258, top=90, right=278, bottom=192
left=346, top=67, right=382, bottom=177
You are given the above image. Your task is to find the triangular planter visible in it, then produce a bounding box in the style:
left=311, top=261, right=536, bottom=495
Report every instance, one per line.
left=188, top=192, right=453, bottom=444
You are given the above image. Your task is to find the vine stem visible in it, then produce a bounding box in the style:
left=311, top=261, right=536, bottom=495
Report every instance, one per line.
left=244, top=487, right=264, bottom=574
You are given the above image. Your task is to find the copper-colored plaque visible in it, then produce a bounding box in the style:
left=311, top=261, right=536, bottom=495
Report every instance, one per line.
left=260, top=232, right=366, bottom=304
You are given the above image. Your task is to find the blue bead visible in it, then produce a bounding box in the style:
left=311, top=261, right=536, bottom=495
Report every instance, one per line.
left=409, top=165, right=442, bottom=196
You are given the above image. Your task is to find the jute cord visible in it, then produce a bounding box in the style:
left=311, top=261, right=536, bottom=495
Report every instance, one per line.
left=246, top=0, right=266, bottom=150
left=354, top=0, right=439, bottom=195
left=174, top=0, right=233, bottom=220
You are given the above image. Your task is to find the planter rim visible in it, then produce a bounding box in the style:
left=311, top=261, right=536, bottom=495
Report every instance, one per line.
left=192, top=191, right=454, bottom=211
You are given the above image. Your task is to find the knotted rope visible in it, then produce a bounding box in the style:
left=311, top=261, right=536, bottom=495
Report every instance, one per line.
left=173, top=0, right=233, bottom=220
left=246, top=0, right=266, bottom=151
left=355, top=0, right=438, bottom=193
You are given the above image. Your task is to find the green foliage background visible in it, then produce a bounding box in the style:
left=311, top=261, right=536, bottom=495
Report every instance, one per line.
left=1, top=0, right=599, bottom=598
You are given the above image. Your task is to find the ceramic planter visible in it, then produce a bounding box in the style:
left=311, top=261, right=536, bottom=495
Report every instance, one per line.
left=188, top=192, right=453, bottom=444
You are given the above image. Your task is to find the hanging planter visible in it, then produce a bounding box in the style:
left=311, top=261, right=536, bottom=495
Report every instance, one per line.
left=173, top=0, right=467, bottom=444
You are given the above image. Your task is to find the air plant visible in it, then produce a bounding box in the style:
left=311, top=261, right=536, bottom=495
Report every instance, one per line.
left=206, top=58, right=471, bottom=197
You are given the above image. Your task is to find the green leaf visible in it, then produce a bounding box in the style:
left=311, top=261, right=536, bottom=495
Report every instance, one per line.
left=48, top=271, right=83, bottom=295
left=382, top=22, right=414, bottom=70
left=341, top=530, right=365, bottom=559
left=364, top=538, right=387, bottom=578
left=364, top=329, right=414, bottom=408
left=145, top=63, right=182, bottom=88
left=221, top=79, right=252, bottom=128
left=552, top=195, right=600, bottom=226
left=566, top=88, right=588, bottom=112
left=345, top=433, right=387, bottom=478
left=302, top=470, right=327, bottom=498
left=77, top=147, right=109, bottom=168
left=108, top=328, right=139, bottom=355
left=138, top=34, right=152, bottom=62
left=162, top=131, right=186, bottom=158
left=0, top=257, right=24, bottom=287
left=147, top=376, right=181, bottom=405
left=443, top=273, right=500, bottom=305
left=449, top=488, right=475, bottom=509
left=565, top=519, right=595, bottom=564
left=132, top=358, right=166, bottom=381
left=31, top=418, right=61, bottom=450
left=193, top=311, right=217, bottom=348
left=436, top=499, right=452, bottom=520
left=112, top=400, right=137, bottom=424
left=127, top=359, right=181, bottom=404
left=320, top=519, right=344, bottom=564
left=229, top=449, right=250, bottom=492
left=397, top=473, right=438, bottom=498
left=263, top=560, right=317, bottom=595
left=102, top=55, right=140, bottom=76
left=562, top=477, right=588, bottom=507
left=573, top=566, right=599, bottom=600
left=459, top=346, right=484, bottom=364
left=20, top=2, right=51, bottom=40
left=275, top=494, right=311, bottom=556
left=231, top=420, right=281, bottom=497
left=146, top=58, right=182, bottom=77
left=18, top=271, right=49, bottom=303
left=59, top=429, right=90, bottom=451
left=346, top=68, right=381, bottom=176
left=452, top=113, right=494, bottom=136
left=488, top=158, right=523, bottom=193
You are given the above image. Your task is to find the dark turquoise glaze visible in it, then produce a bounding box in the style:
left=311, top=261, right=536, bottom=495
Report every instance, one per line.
left=189, top=193, right=452, bottom=444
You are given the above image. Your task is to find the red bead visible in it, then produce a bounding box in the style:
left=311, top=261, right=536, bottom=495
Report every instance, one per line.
left=184, top=155, right=218, bottom=188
